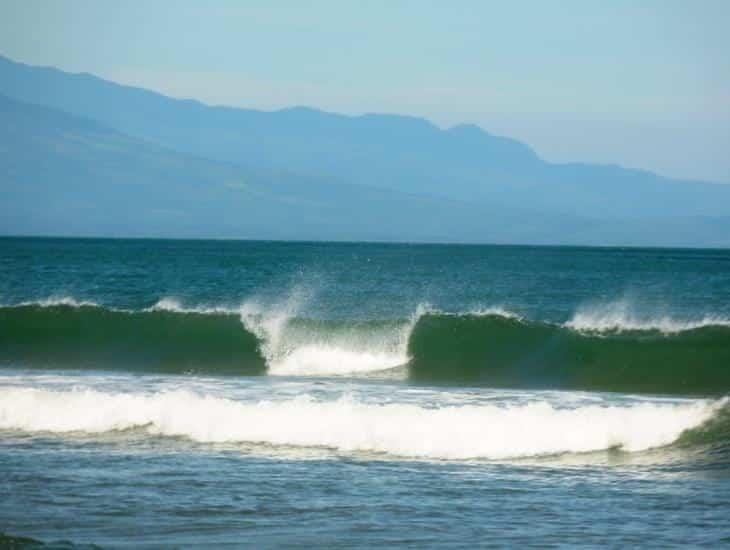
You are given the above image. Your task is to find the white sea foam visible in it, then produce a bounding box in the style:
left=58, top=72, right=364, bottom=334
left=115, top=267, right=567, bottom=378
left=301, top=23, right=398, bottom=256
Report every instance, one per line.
left=565, top=300, right=730, bottom=334
left=147, top=297, right=188, bottom=313
left=268, top=347, right=406, bottom=376
left=237, top=295, right=425, bottom=376
left=0, top=387, right=720, bottom=460
left=467, top=306, right=522, bottom=320
left=15, top=296, right=100, bottom=308
left=146, top=297, right=235, bottom=315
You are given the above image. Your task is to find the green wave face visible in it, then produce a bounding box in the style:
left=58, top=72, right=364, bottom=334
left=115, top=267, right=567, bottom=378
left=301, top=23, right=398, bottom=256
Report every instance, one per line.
left=407, top=314, right=730, bottom=395
left=3, top=306, right=730, bottom=396
left=0, top=305, right=266, bottom=375
left=676, top=400, right=730, bottom=450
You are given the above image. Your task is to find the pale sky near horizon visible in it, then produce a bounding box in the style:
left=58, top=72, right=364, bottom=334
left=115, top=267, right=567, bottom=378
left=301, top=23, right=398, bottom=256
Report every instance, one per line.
left=1, top=0, right=728, bottom=182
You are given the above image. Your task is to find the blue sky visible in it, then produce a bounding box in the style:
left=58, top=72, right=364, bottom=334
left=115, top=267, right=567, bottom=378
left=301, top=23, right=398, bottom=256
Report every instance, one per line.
left=1, top=0, right=728, bottom=182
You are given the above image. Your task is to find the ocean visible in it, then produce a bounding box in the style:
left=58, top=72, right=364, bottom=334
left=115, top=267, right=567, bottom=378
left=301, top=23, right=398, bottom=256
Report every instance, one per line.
left=1, top=237, right=729, bottom=547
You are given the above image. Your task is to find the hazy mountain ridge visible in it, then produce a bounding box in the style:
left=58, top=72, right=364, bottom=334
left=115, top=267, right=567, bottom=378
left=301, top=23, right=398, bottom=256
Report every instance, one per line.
left=1, top=93, right=570, bottom=242
left=1, top=55, right=729, bottom=246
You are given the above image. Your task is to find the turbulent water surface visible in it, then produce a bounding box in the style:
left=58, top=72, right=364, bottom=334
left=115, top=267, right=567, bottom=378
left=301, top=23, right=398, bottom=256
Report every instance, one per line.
left=1, top=237, right=729, bottom=547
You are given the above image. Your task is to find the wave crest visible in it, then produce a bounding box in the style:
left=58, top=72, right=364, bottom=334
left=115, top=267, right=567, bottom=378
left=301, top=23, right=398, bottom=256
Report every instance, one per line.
left=2, top=298, right=729, bottom=394
left=565, top=300, right=730, bottom=334
left=15, top=296, right=100, bottom=308
left=407, top=312, right=730, bottom=394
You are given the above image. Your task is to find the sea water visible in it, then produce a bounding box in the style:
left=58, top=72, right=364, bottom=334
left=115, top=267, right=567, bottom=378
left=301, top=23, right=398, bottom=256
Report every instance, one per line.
left=1, top=237, right=729, bottom=547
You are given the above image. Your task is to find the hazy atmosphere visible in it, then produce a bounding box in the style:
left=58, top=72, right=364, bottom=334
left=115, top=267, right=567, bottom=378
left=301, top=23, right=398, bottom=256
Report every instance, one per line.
left=1, top=0, right=728, bottom=182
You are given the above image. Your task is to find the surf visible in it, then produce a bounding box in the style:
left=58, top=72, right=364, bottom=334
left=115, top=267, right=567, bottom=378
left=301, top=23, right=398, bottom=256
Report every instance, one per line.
left=0, top=385, right=724, bottom=460
left=2, top=299, right=729, bottom=396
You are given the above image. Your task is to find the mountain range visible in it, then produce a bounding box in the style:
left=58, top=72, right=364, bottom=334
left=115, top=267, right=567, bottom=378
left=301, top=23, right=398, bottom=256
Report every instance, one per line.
left=1, top=54, right=729, bottom=246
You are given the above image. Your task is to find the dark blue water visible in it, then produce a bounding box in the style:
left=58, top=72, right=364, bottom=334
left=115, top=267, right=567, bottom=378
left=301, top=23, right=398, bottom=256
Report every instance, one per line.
left=3, top=237, right=729, bottom=320
left=1, top=237, right=729, bottom=547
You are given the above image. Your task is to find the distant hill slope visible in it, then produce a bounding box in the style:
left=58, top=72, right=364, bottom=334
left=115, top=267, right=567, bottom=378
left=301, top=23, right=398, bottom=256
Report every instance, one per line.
left=0, top=93, right=573, bottom=243
left=2, top=55, right=729, bottom=225
left=2, top=93, right=729, bottom=246
left=1, top=56, right=730, bottom=246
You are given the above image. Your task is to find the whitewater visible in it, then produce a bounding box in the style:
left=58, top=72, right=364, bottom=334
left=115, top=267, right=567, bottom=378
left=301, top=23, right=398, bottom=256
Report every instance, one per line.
left=0, top=378, right=723, bottom=460
left=2, top=238, right=730, bottom=547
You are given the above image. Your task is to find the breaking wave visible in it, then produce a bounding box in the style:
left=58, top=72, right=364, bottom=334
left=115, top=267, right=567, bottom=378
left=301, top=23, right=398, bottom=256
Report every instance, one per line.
left=0, top=386, right=724, bottom=460
left=0, top=298, right=414, bottom=377
left=150, top=294, right=415, bottom=376
left=2, top=298, right=729, bottom=395
left=237, top=300, right=420, bottom=376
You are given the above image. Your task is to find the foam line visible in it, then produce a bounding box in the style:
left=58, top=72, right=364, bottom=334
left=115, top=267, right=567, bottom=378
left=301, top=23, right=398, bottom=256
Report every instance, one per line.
left=0, top=387, right=720, bottom=459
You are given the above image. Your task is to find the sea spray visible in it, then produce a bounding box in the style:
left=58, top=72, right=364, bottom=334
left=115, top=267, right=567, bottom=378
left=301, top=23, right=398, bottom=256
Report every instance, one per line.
left=565, top=299, right=730, bottom=333
left=238, top=299, right=426, bottom=376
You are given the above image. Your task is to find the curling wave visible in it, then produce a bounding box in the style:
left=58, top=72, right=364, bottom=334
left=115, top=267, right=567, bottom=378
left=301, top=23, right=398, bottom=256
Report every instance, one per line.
left=0, top=303, right=266, bottom=374
left=0, top=300, right=413, bottom=377
left=2, top=300, right=729, bottom=395
left=407, top=312, right=730, bottom=394
left=0, top=386, right=724, bottom=460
